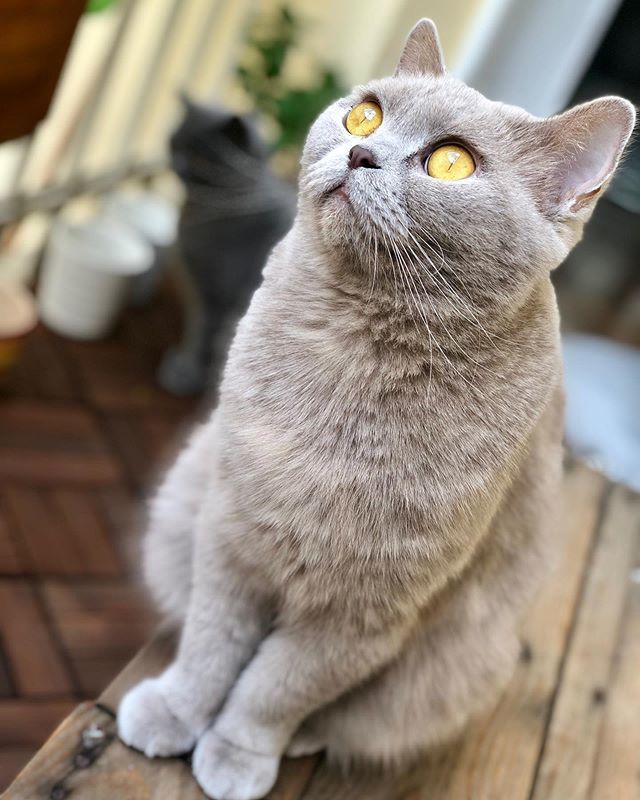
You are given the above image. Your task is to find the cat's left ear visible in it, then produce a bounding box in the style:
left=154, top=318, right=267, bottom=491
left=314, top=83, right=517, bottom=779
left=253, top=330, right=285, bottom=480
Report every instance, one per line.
left=395, top=19, right=445, bottom=78
left=538, top=97, right=635, bottom=218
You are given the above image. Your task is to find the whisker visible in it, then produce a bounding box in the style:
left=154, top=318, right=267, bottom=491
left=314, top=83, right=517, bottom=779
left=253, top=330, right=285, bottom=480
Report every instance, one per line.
left=390, top=225, right=508, bottom=393
left=404, top=219, right=511, bottom=347
left=393, top=238, right=480, bottom=394
left=403, top=225, right=511, bottom=352
left=391, top=238, right=434, bottom=411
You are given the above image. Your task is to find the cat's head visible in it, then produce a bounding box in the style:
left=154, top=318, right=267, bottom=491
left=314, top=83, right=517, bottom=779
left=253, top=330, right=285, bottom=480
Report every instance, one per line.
left=170, top=95, right=268, bottom=184
left=299, top=19, right=635, bottom=294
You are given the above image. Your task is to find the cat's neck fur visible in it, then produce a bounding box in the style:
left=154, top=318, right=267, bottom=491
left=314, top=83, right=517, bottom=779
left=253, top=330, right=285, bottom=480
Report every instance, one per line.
left=271, top=214, right=559, bottom=379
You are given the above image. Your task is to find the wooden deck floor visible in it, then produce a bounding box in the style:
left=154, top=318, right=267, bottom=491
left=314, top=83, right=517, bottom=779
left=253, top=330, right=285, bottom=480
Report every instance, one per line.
left=3, top=466, right=640, bottom=797
left=1, top=284, right=639, bottom=798
left=0, top=284, right=203, bottom=789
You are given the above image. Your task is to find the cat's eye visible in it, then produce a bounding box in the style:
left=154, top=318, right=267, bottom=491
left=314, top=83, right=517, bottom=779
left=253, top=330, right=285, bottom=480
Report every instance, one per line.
left=427, top=144, right=475, bottom=181
left=345, top=101, right=383, bottom=137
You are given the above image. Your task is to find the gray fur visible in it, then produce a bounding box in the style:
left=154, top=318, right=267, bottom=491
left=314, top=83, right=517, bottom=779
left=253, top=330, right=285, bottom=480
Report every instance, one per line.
left=118, top=19, right=635, bottom=800
left=158, top=97, right=294, bottom=396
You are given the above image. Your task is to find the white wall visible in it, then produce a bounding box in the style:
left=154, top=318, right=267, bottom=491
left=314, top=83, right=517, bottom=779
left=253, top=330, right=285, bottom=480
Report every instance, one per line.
left=454, top=0, right=622, bottom=116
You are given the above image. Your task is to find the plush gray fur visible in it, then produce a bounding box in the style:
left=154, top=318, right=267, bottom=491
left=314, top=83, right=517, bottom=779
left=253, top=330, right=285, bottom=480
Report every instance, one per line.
left=117, top=19, right=635, bottom=800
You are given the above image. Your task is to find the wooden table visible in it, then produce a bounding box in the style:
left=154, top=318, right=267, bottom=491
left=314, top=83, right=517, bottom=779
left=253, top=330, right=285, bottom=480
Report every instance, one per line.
left=3, top=462, right=639, bottom=800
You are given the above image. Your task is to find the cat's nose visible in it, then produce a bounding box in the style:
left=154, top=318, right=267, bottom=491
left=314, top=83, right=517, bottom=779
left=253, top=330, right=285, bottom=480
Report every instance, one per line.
left=348, top=145, right=379, bottom=170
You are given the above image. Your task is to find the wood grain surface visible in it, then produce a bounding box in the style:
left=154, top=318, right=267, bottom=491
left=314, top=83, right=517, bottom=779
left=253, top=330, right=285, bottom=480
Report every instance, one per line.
left=5, top=462, right=638, bottom=799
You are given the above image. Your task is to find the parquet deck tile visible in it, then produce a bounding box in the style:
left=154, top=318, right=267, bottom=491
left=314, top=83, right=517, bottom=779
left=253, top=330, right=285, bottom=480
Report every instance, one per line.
left=0, top=282, right=194, bottom=786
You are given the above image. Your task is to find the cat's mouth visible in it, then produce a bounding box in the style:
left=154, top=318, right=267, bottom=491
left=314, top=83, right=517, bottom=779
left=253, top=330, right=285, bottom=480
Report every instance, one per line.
left=314, top=170, right=393, bottom=251
left=322, top=180, right=351, bottom=205
left=329, top=183, right=351, bottom=203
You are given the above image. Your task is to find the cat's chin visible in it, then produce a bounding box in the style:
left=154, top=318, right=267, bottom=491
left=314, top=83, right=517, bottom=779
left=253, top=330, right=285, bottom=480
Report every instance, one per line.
left=317, top=204, right=364, bottom=252
left=313, top=186, right=374, bottom=254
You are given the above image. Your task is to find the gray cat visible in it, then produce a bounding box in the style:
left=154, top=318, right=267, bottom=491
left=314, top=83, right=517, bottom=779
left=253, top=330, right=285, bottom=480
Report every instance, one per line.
left=118, top=20, right=635, bottom=800
left=158, top=97, right=295, bottom=395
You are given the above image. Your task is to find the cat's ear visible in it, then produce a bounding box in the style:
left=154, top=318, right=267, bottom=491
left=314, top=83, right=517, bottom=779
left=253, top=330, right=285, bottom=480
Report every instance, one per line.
left=178, top=90, right=193, bottom=109
left=395, top=19, right=445, bottom=78
left=223, top=115, right=249, bottom=146
left=538, top=97, right=635, bottom=218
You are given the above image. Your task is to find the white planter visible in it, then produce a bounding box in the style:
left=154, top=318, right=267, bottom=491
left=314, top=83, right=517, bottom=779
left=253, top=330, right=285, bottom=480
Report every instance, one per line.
left=38, top=216, right=153, bottom=340
left=103, top=192, right=179, bottom=306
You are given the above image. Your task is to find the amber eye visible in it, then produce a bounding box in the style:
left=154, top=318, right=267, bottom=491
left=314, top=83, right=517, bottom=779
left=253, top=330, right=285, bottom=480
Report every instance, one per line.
left=345, top=101, right=383, bottom=137
left=427, top=144, right=475, bottom=181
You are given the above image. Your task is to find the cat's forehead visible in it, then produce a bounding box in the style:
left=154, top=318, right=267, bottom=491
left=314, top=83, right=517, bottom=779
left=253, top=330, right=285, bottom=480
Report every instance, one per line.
left=350, top=75, right=523, bottom=148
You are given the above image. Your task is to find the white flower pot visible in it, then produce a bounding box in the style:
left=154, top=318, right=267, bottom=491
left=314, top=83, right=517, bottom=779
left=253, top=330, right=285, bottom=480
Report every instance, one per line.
left=38, top=216, right=153, bottom=340
left=103, top=191, right=179, bottom=306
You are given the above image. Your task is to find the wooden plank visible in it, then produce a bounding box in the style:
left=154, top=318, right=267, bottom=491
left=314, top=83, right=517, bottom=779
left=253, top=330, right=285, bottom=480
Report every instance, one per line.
left=117, top=281, right=185, bottom=360
left=3, top=697, right=317, bottom=800
left=67, top=739, right=207, bottom=800
left=2, top=487, right=84, bottom=576
left=42, top=581, right=156, bottom=697
left=98, top=628, right=177, bottom=712
left=102, top=413, right=185, bottom=491
left=0, top=581, right=74, bottom=697
left=1, top=487, right=123, bottom=577
left=0, top=403, right=101, bottom=443
left=303, top=464, right=608, bottom=800
left=0, top=700, right=76, bottom=748
left=93, top=485, right=141, bottom=574
left=0, top=403, right=122, bottom=485
left=3, top=328, right=77, bottom=404
left=0, top=647, right=14, bottom=698
left=0, top=749, right=36, bottom=793
left=50, top=490, right=123, bottom=577
left=0, top=506, right=22, bottom=575
left=63, top=341, right=198, bottom=415
left=530, top=484, right=640, bottom=800
left=267, top=758, right=319, bottom=800
left=3, top=702, right=207, bottom=800
left=4, top=465, right=632, bottom=800
left=0, top=449, right=122, bottom=485
left=589, top=553, right=640, bottom=800
left=98, top=629, right=320, bottom=798
left=3, top=704, right=114, bottom=799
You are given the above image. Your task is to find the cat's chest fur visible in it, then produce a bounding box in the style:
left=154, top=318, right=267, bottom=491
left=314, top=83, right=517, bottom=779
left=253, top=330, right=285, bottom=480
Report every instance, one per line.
left=213, top=254, right=560, bottom=608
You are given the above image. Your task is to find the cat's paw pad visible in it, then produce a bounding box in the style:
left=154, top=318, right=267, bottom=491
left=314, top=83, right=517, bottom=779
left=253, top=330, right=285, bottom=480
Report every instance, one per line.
left=118, top=677, right=197, bottom=758
left=193, top=728, right=280, bottom=800
left=286, top=723, right=327, bottom=757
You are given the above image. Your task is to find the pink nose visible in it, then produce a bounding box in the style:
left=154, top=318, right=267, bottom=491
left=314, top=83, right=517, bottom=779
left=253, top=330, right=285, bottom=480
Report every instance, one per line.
left=348, top=146, right=379, bottom=170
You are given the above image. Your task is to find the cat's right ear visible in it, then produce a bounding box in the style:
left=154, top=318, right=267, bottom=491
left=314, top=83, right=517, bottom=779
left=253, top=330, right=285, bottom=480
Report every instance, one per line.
left=177, top=92, right=208, bottom=126
left=395, top=19, right=445, bottom=78
left=536, top=97, right=635, bottom=221
left=178, top=90, right=197, bottom=112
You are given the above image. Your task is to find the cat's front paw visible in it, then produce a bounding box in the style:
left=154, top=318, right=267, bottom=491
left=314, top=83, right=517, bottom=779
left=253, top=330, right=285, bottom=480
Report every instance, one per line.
left=118, top=677, right=197, bottom=757
left=193, top=728, right=280, bottom=800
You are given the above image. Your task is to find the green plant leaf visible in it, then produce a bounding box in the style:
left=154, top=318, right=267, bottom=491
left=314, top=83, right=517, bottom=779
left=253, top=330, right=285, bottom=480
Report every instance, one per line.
left=86, top=0, right=119, bottom=12
left=237, top=5, right=345, bottom=152
left=258, top=40, right=289, bottom=78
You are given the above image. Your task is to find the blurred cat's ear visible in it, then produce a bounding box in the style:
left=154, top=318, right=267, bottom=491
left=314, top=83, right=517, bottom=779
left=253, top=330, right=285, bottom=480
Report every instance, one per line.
left=540, top=97, right=635, bottom=217
left=178, top=90, right=193, bottom=109
left=395, top=19, right=445, bottom=78
left=223, top=115, right=249, bottom=147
